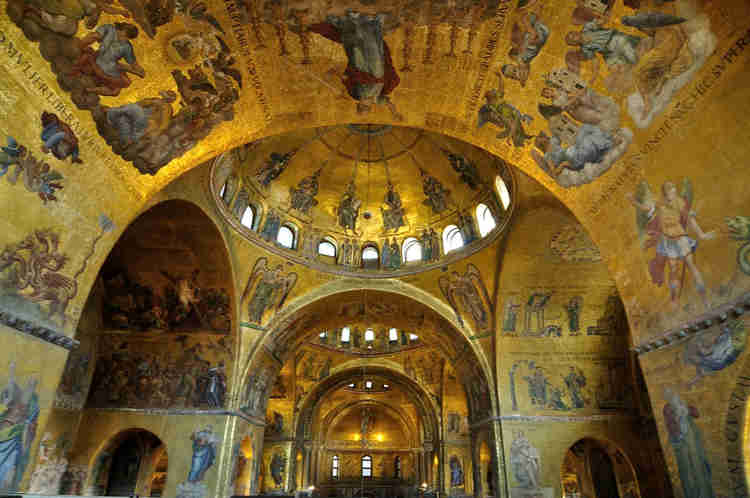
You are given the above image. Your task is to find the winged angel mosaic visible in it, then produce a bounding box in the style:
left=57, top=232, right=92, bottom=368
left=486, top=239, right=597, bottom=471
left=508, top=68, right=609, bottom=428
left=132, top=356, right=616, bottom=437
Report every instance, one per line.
left=241, top=258, right=298, bottom=326
left=439, top=264, right=492, bottom=332
left=627, top=178, right=716, bottom=309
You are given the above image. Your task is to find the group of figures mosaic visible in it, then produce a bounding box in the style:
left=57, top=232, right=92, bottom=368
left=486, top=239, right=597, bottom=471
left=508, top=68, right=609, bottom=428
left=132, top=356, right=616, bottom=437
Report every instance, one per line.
left=87, top=336, right=230, bottom=409
left=102, top=269, right=231, bottom=332
left=502, top=292, right=626, bottom=337
left=636, top=316, right=750, bottom=498
left=0, top=110, right=83, bottom=205
left=471, top=0, right=716, bottom=189
left=7, top=0, right=241, bottom=175
left=509, top=358, right=630, bottom=412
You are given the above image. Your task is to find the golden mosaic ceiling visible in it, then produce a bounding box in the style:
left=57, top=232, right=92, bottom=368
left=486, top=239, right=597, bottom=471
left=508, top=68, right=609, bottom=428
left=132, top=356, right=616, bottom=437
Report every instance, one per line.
left=212, top=124, right=513, bottom=275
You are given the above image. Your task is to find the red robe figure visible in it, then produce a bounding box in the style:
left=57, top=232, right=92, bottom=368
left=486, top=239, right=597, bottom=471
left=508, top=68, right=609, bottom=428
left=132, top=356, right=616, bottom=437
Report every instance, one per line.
left=309, top=12, right=402, bottom=119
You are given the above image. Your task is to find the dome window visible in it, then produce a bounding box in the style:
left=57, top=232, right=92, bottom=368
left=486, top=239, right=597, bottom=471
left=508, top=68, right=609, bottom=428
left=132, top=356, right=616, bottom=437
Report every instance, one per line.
left=277, top=224, right=297, bottom=249
left=318, top=239, right=337, bottom=257
left=364, top=328, right=375, bottom=342
left=362, top=455, right=372, bottom=477
left=402, top=237, right=422, bottom=263
left=361, top=245, right=379, bottom=270
left=240, top=205, right=255, bottom=230
left=341, top=327, right=351, bottom=344
left=365, top=381, right=373, bottom=389
left=442, top=225, right=464, bottom=253
left=388, top=328, right=398, bottom=343
left=495, top=176, right=511, bottom=210
left=476, top=203, right=496, bottom=237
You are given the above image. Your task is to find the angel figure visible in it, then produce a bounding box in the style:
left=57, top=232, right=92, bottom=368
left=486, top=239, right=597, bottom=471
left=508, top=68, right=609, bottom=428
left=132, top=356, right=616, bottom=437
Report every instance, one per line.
left=501, top=13, right=550, bottom=87
left=241, top=258, right=297, bottom=324
left=477, top=73, right=534, bottom=147
left=627, top=179, right=716, bottom=308
left=439, top=264, right=492, bottom=331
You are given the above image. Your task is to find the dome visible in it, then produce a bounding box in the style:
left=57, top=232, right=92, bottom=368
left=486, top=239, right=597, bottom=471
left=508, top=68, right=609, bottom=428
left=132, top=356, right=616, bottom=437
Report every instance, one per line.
left=211, top=124, right=515, bottom=276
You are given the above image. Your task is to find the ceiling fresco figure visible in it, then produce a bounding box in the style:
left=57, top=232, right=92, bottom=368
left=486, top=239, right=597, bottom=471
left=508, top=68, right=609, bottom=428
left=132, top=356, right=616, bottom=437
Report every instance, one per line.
left=72, top=22, right=145, bottom=97
left=439, top=263, right=492, bottom=332
left=628, top=179, right=716, bottom=309
left=444, top=150, right=482, bottom=191
left=337, top=180, right=362, bottom=234
left=420, top=168, right=452, bottom=214
left=309, top=11, right=403, bottom=119
left=257, top=152, right=295, bottom=189
left=7, top=0, right=240, bottom=175
left=564, top=0, right=716, bottom=127
left=502, top=12, right=550, bottom=87
left=289, top=168, right=321, bottom=215
left=39, top=112, right=83, bottom=164
left=477, top=74, right=534, bottom=148
left=241, top=257, right=298, bottom=325
left=381, top=182, right=406, bottom=232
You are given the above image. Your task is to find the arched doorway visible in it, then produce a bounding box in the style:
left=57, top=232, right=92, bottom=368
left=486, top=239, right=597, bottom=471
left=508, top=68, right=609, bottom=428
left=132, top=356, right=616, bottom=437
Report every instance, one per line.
left=561, top=439, right=640, bottom=498
left=91, top=429, right=167, bottom=497
left=240, top=288, right=497, bottom=498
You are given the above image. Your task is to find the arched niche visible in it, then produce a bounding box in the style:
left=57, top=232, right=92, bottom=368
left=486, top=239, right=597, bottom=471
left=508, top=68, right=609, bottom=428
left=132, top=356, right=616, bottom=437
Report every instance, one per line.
left=241, top=286, right=496, bottom=424
left=561, top=438, right=640, bottom=498
left=84, top=199, right=235, bottom=411
left=97, top=199, right=234, bottom=335
left=85, top=428, right=166, bottom=497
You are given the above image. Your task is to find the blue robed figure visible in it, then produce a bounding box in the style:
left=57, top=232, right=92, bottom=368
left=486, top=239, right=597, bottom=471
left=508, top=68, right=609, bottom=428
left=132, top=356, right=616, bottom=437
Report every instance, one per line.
left=187, top=428, right=216, bottom=483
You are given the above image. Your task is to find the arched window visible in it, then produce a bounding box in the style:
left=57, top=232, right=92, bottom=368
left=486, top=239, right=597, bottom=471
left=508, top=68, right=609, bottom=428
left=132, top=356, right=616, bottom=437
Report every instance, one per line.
left=319, top=331, right=328, bottom=344
left=318, top=239, right=337, bottom=258
left=277, top=224, right=296, bottom=249
left=362, top=455, right=372, bottom=477
left=365, top=380, right=373, bottom=390
left=240, top=205, right=255, bottom=230
left=389, top=328, right=398, bottom=343
left=341, top=327, right=351, bottom=344
left=402, top=237, right=422, bottom=263
left=443, top=225, right=464, bottom=253
left=364, top=328, right=375, bottom=342
left=221, top=174, right=237, bottom=205
left=476, top=203, right=497, bottom=237
left=409, top=333, right=419, bottom=343
left=362, top=245, right=379, bottom=270
left=495, top=176, right=511, bottom=210
left=332, top=455, right=339, bottom=479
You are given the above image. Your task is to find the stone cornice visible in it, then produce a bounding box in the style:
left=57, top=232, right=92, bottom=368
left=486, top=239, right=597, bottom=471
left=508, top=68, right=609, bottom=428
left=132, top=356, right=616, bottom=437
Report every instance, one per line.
left=87, top=407, right=266, bottom=426
left=0, top=310, right=79, bottom=351
left=470, top=413, right=634, bottom=428
left=632, top=292, right=750, bottom=355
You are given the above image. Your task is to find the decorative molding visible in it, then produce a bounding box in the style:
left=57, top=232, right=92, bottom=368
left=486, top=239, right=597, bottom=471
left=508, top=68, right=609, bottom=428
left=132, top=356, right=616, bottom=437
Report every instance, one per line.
left=499, top=414, right=636, bottom=423
left=632, top=292, right=750, bottom=355
left=88, top=407, right=266, bottom=426
left=0, top=310, right=79, bottom=350
left=471, top=413, right=634, bottom=428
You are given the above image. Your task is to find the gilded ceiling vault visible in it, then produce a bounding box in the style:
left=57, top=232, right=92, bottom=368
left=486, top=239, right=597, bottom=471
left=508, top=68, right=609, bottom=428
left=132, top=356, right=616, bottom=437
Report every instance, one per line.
left=0, top=0, right=749, bottom=497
